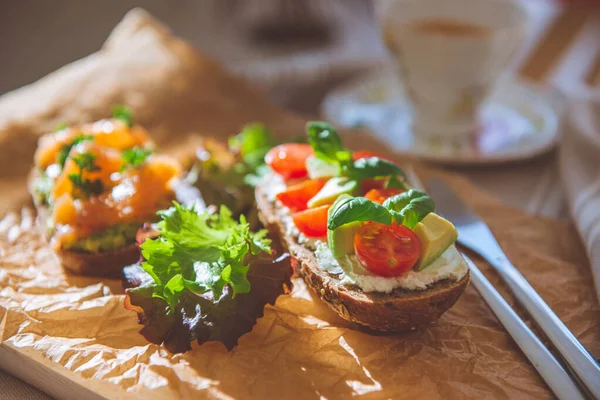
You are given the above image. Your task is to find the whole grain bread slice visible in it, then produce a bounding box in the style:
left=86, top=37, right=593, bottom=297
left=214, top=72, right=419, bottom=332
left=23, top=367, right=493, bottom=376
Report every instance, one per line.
left=256, top=179, right=470, bottom=331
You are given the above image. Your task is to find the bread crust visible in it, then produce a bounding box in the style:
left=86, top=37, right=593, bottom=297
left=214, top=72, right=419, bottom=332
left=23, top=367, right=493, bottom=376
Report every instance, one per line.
left=256, top=179, right=470, bottom=331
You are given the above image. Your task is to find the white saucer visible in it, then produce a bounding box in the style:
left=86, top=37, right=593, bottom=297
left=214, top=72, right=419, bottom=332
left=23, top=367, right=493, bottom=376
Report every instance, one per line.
left=321, top=67, right=563, bottom=165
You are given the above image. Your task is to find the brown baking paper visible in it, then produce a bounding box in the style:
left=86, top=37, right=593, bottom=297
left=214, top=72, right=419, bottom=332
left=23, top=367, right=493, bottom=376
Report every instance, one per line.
left=0, top=9, right=599, bottom=400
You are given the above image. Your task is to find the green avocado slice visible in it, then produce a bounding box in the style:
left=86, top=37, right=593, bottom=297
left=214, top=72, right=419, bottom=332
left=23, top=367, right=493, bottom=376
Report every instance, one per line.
left=307, top=177, right=357, bottom=208
left=413, top=213, right=458, bottom=270
left=327, top=194, right=361, bottom=258
left=66, top=222, right=142, bottom=253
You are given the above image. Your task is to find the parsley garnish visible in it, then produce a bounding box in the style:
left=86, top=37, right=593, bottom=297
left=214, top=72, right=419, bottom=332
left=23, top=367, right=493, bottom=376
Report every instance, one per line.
left=112, top=105, right=134, bottom=128
left=57, top=134, right=94, bottom=169
left=71, top=152, right=101, bottom=172
left=67, top=152, right=104, bottom=198
left=121, top=147, right=151, bottom=171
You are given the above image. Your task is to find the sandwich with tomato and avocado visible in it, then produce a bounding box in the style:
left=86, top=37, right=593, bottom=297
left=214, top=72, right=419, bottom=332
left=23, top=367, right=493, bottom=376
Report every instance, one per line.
left=29, top=107, right=197, bottom=276
left=256, top=121, right=470, bottom=331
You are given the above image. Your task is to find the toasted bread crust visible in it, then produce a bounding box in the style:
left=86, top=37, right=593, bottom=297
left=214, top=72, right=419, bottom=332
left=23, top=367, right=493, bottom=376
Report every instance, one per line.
left=55, top=243, right=140, bottom=277
left=256, top=179, right=470, bottom=331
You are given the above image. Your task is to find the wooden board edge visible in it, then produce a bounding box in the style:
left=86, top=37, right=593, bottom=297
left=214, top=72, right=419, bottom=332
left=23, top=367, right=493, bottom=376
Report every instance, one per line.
left=0, top=343, right=134, bottom=400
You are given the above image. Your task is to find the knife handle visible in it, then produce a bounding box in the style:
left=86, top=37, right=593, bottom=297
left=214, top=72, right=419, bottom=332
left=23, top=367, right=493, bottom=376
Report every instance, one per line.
left=490, top=255, right=600, bottom=399
left=465, top=257, right=584, bottom=400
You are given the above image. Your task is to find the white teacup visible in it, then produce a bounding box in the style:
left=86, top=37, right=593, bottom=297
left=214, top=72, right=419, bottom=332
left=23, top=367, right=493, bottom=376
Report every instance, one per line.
left=381, top=0, right=527, bottom=139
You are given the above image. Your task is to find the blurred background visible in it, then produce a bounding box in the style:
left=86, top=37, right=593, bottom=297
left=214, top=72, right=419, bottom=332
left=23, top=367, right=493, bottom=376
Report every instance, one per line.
left=0, top=0, right=598, bottom=216
left=2, top=0, right=597, bottom=115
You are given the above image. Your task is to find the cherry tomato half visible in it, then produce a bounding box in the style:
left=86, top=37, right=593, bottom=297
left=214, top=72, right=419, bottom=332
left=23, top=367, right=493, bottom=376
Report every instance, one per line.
left=352, top=150, right=393, bottom=162
left=276, top=179, right=327, bottom=212
left=354, top=223, right=421, bottom=277
left=292, top=205, right=330, bottom=238
left=364, top=188, right=405, bottom=204
left=265, top=144, right=314, bottom=181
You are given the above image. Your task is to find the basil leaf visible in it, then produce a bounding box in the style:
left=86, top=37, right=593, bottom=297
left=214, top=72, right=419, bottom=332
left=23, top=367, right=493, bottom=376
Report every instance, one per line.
left=382, top=189, right=435, bottom=228
left=386, top=175, right=409, bottom=191
left=328, top=196, right=392, bottom=231
left=306, top=121, right=345, bottom=164
left=349, top=157, right=407, bottom=182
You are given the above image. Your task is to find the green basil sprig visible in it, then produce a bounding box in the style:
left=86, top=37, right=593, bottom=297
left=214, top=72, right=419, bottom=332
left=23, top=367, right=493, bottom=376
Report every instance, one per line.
left=328, top=196, right=392, bottom=230
left=305, top=121, right=408, bottom=189
left=328, top=189, right=435, bottom=230
left=383, top=189, right=435, bottom=229
left=306, top=121, right=350, bottom=166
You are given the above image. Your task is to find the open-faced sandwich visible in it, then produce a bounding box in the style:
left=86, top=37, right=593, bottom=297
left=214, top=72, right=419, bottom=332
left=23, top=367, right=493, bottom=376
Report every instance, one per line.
left=123, top=202, right=293, bottom=353
left=185, top=123, right=276, bottom=230
left=256, top=122, right=470, bottom=331
left=29, top=107, right=190, bottom=276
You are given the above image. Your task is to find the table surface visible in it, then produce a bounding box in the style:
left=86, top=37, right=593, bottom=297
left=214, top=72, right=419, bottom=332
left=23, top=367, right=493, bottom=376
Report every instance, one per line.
left=1, top=1, right=599, bottom=399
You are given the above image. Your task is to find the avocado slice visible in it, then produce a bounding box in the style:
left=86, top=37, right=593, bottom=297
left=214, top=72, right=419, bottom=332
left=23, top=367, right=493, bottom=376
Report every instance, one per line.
left=307, top=177, right=357, bottom=208
left=66, top=222, right=142, bottom=253
left=327, top=194, right=360, bottom=257
left=413, top=213, right=458, bottom=270
left=306, top=156, right=339, bottom=180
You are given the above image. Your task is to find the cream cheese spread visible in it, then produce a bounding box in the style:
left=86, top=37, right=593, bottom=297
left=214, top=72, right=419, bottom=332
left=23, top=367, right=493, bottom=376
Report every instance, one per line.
left=263, top=174, right=469, bottom=293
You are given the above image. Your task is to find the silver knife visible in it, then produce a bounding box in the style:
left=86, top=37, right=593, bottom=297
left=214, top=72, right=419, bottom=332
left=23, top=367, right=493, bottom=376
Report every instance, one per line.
left=427, top=177, right=600, bottom=399
left=462, top=255, right=584, bottom=400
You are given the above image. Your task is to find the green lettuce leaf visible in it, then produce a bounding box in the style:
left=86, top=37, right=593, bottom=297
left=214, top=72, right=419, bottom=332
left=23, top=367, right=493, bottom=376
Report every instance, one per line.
left=139, top=202, right=272, bottom=308
left=124, top=252, right=293, bottom=353
left=124, top=201, right=292, bottom=353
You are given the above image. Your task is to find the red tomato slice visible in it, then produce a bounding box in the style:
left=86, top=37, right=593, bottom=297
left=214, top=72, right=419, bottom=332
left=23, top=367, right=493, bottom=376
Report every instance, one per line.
left=352, top=150, right=393, bottom=162
left=364, top=188, right=405, bottom=204
left=354, top=223, right=421, bottom=277
left=292, top=205, right=330, bottom=238
left=265, top=144, right=314, bottom=181
left=276, top=179, right=327, bottom=212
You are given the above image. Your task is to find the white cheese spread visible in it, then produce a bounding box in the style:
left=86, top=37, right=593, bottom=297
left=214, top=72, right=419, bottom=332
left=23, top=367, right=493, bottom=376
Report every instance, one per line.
left=262, top=174, right=469, bottom=293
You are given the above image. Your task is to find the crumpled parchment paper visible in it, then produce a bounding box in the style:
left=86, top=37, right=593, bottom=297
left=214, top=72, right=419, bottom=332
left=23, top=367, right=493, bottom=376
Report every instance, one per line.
left=0, top=8, right=598, bottom=400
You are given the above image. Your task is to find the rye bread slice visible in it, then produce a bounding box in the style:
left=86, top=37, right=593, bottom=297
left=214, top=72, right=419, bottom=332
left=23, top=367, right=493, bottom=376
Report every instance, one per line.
left=256, top=179, right=470, bottom=331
